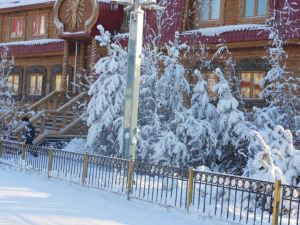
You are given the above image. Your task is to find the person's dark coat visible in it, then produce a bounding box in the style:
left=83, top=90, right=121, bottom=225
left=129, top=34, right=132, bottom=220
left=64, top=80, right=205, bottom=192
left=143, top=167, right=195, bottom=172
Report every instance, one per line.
left=24, top=121, right=35, bottom=145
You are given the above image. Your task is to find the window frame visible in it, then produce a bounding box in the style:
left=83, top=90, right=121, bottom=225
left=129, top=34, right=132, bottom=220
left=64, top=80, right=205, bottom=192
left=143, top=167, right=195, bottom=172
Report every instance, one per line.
left=8, top=74, right=20, bottom=96
left=29, top=73, right=43, bottom=96
left=240, top=71, right=265, bottom=99
left=195, top=0, right=225, bottom=28
left=241, top=0, right=269, bottom=20
left=54, top=74, right=70, bottom=92
left=10, top=16, right=24, bottom=38
left=32, top=14, right=47, bottom=37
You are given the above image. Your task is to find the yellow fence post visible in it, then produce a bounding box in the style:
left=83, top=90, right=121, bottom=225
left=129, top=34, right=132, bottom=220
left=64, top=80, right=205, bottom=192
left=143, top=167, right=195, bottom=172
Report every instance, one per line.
left=272, top=180, right=282, bottom=225
left=187, top=168, right=194, bottom=213
left=82, top=151, right=89, bottom=186
left=127, top=160, right=135, bottom=200
left=21, top=143, right=26, bottom=160
left=47, top=147, right=54, bottom=178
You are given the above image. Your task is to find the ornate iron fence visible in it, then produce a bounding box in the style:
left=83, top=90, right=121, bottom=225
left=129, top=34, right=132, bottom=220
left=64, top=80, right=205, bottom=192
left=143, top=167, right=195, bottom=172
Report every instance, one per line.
left=0, top=139, right=299, bottom=225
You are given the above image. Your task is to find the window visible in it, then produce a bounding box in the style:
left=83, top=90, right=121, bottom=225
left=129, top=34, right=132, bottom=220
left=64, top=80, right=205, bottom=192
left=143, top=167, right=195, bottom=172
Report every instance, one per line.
left=11, top=17, right=24, bottom=37
left=33, top=15, right=46, bottom=36
left=203, top=72, right=218, bottom=96
left=8, top=74, right=19, bottom=95
left=55, top=74, right=62, bottom=91
left=244, top=0, right=268, bottom=17
left=29, top=74, right=43, bottom=95
left=199, top=0, right=221, bottom=21
left=54, top=74, right=69, bottom=92
left=240, top=72, right=265, bottom=98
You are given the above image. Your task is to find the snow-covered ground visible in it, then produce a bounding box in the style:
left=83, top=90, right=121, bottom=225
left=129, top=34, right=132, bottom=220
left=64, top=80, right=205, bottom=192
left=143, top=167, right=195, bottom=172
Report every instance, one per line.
left=63, top=138, right=87, bottom=153
left=0, top=164, right=235, bottom=225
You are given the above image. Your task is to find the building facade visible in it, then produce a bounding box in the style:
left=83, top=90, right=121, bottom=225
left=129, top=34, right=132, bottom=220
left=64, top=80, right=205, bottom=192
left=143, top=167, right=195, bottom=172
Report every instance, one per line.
left=0, top=0, right=299, bottom=143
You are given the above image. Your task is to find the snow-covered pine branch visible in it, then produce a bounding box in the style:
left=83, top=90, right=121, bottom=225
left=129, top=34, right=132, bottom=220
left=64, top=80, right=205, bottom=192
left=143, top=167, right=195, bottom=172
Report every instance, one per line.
left=0, top=46, right=16, bottom=138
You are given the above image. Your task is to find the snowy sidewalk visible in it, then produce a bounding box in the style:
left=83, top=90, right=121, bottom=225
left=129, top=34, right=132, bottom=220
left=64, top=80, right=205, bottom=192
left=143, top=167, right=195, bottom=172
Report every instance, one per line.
left=0, top=165, right=235, bottom=225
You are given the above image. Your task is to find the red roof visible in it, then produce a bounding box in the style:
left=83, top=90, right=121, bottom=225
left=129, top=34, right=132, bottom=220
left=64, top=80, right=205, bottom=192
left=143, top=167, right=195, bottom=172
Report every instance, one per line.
left=0, top=40, right=64, bottom=55
left=144, top=0, right=186, bottom=44
left=90, top=2, right=124, bottom=36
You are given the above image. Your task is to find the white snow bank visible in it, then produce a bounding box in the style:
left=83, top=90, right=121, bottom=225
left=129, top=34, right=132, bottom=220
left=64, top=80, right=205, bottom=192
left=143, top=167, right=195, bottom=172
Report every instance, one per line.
left=63, top=138, right=87, bottom=153
left=0, top=39, right=63, bottom=47
left=0, top=165, right=235, bottom=225
left=183, top=24, right=266, bottom=37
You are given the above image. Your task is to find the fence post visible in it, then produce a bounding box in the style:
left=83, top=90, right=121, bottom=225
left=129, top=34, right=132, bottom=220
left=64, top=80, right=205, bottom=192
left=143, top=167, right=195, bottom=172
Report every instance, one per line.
left=187, top=168, right=194, bottom=212
left=127, top=160, right=135, bottom=200
left=82, top=151, right=89, bottom=186
left=47, top=146, right=54, bottom=178
left=21, top=143, right=26, bottom=160
left=272, top=180, right=282, bottom=225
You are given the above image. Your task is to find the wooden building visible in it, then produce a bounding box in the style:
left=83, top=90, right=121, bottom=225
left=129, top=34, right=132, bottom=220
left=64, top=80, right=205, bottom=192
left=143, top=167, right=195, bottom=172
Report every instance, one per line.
left=0, top=0, right=299, bottom=144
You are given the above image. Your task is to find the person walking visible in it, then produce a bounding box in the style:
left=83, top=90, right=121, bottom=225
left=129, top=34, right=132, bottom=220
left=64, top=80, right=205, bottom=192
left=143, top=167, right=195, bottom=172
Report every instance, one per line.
left=21, top=117, right=37, bottom=157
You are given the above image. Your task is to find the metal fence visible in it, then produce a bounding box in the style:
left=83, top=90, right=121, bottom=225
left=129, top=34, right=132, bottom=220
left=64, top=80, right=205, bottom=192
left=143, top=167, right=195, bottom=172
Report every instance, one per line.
left=0, top=140, right=299, bottom=225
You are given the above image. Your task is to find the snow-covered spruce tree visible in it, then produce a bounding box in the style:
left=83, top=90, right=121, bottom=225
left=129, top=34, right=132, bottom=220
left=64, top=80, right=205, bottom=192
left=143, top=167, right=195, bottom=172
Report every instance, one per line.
left=156, top=32, right=190, bottom=121
left=260, top=0, right=300, bottom=140
left=153, top=32, right=190, bottom=167
left=191, top=69, right=217, bottom=128
left=154, top=34, right=217, bottom=168
left=248, top=130, right=286, bottom=182
left=251, top=107, right=300, bottom=185
left=137, top=46, right=162, bottom=162
left=214, top=68, right=253, bottom=174
left=188, top=69, right=217, bottom=167
left=0, top=47, right=16, bottom=138
left=87, top=26, right=127, bottom=156
left=175, top=110, right=217, bottom=168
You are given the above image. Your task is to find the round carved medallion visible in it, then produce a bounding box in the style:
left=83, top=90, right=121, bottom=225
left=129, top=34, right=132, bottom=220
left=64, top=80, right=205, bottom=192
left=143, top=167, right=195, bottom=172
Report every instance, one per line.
left=54, top=0, right=99, bottom=34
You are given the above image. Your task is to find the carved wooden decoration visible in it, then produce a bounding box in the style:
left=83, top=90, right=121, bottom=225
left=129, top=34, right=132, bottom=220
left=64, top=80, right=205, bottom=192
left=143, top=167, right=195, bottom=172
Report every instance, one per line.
left=66, top=0, right=84, bottom=31
left=54, top=0, right=99, bottom=34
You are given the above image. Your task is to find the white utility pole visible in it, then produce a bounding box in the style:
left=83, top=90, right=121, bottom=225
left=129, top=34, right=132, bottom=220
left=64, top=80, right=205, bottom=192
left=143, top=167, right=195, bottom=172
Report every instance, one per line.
left=112, top=0, right=162, bottom=160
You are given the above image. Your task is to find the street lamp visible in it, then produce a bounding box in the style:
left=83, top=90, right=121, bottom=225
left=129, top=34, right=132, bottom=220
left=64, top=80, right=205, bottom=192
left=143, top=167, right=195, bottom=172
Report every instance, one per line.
left=111, top=0, right=161, bottom=160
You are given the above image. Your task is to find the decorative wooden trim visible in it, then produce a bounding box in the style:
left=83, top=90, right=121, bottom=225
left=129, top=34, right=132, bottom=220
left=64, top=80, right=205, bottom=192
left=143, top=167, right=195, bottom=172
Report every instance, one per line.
left=61, top=41, right=69, bottom=92
left=53, top=0, right=64, bottom=34
left=11, top=66, right=23, bottom=74
left=85, top=0, right=99, bottom=33
left=89, top=38, right=97, bottom=83
left=188, top=37, right=300, bottom=50
left=79, top=43, right=86, bottom=70
left=54, top=0, right=99, bottom=35
left=236, top=58, right=270, bottom=71
left=0, top=16, right=3, bottom=42
left=182, top=0, right=190, bottom=32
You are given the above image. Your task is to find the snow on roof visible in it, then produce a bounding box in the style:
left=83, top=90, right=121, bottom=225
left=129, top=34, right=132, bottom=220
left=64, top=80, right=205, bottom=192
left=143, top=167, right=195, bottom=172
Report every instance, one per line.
left=0, top=0, right=55, bottom=10
left=0, top=38, right=63, bottom=47
left=183, top=24, right=267, bottom=37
